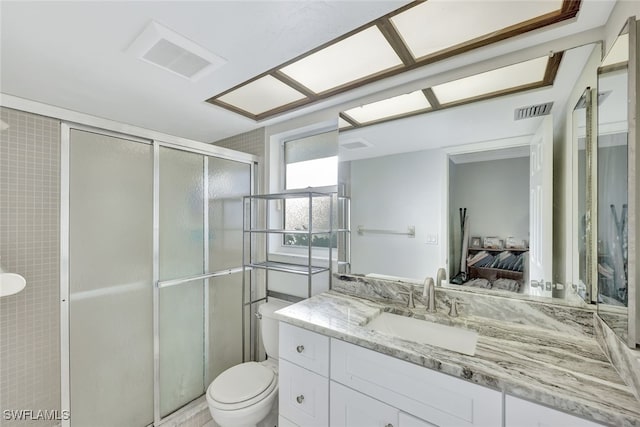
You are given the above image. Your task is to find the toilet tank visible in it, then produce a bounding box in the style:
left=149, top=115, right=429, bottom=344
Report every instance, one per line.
left=258, top=298, right=291, bottom=360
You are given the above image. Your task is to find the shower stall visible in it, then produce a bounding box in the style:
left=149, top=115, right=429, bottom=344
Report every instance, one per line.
left=60, top=124, right=258, bottom=426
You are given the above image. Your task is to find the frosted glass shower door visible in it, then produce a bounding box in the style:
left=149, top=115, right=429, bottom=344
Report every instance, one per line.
left=68, top=130, right=154, bottom=427
left=158, top=147, right=206, bottom=417
left=157, top=148, right=252, bottom=418
left=207, top=157, right=252, bottom=383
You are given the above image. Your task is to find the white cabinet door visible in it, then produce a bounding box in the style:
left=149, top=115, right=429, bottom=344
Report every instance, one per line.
left=279, top=359, right=329, bottom=427
left=330, top=381, right=399, bottom=427
left=506, top=395, right=603, bottom=427
left=331, top=339, right=502, bottom=427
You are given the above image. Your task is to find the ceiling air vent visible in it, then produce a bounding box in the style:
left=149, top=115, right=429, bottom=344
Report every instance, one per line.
left=127, top=21, right=226, bottom=81
left=340, top=138, right=372, bottom=150
left=514, top=102, right=553, bottom=120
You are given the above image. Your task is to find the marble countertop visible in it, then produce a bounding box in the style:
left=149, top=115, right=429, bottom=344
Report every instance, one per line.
left=275, top=290, right=640, bottom=427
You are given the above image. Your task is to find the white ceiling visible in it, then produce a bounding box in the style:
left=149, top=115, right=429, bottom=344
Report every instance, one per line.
left=0, top=1, right=406, bottom=142
left=0, top=1, right=616, bottom=144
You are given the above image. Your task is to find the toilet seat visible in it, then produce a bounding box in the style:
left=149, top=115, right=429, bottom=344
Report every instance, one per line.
left=207, top=362, right=276, bottom=411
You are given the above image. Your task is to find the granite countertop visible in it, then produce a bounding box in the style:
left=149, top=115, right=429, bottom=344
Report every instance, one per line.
left=275, top=290, right=640, bottom=427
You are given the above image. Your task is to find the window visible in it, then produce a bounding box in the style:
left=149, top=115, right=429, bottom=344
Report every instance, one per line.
left=283, top=130, right=338, bottom=248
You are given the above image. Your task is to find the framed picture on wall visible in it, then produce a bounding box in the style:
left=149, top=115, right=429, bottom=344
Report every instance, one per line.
left=484, top=236, right=502, bottom=249
left=471, top=236, right=482, bottom=248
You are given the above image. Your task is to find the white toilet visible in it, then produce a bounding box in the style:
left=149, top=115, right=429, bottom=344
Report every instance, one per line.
left=206, top=298, right=290, bottom=427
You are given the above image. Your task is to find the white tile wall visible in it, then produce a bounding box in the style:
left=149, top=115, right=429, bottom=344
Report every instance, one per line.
left=0, top=107, right=60, bottom=426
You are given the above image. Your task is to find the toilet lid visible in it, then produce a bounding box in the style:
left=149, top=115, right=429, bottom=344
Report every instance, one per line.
left=209, top=362, right=275, bottom=404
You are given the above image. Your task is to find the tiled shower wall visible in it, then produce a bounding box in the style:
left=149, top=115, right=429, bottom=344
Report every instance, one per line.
left=212, top=127, right=265, bottom=158
left=0, top=108, right=61, bottom=426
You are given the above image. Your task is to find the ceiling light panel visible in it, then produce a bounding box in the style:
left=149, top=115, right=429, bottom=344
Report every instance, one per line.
left=344, top=90, right=431, bottom=124
left=279, top=26, right=403, bottom=94
left=432, top=56, right=549, bottom=105
left=217, top=75, right=307, bottom=116
left=390, top=0, right=563, bottom=60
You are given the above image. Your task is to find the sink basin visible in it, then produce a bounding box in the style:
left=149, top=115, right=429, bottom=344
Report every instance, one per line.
left=365, top=312, right=478, bottom=356
left=0, top=273, right=26, bottom=297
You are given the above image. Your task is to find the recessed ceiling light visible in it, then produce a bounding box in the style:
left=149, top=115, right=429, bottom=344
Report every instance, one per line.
left=343, top=90, right=431, bottom=124
left=390, top=0, right=563, bottom=60
left=217, top=75, right=307, bottom=116
left=128, top=21, right=226, bottom=81
left=279, top=26, right=403, bottom=94
left=432, top=56, right=549, bottom=104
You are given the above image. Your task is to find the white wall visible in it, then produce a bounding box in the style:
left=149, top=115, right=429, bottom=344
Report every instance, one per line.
left=348, top=149, right=444, bottom=280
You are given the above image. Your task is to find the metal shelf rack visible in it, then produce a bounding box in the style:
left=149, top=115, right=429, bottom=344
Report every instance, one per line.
left=243, top=191, right=337, bottom=303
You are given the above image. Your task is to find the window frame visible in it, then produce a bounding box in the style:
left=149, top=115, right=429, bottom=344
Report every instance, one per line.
left=276, top=132, right=338, bottom=256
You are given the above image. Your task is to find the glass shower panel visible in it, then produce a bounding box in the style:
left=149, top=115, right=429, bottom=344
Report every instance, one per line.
left=208, top=157, right=251, bottom=270
left=206, top=157, right=251, bottom=383
left=159, top=147, right=205, bottom=417
left=69, top=130, right=153, bottom=427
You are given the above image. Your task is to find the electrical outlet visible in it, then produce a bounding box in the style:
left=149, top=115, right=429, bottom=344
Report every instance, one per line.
left=426, top=233, right=438, bottom=245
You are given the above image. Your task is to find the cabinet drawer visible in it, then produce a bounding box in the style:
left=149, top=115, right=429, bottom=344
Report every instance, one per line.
left=506, top=395, right=603, bottom=426
left=279, top=322, right=329, bottom=376
left=331, top=338, right=501, bottom=427
left=279, top=359, right=329, bottom=427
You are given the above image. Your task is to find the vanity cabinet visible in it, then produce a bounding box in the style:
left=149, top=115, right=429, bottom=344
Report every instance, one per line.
left=278, top=322, right=501, bottom=427
left=505, top=396, right=603, bottom=427
left=330, top=338, right=502, bottom=427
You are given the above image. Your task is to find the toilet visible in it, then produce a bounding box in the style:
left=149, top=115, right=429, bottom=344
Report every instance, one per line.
left=206, top=298, right=290, bottom=427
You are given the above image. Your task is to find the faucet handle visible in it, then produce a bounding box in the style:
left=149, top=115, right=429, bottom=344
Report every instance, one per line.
left=398, top=290, right=415, bottom=308
left=448, top=298, right=460, bottom=317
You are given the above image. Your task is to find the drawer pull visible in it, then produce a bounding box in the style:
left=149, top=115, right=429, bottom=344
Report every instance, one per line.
left=385, top=424, right=393, bottom=427
left=296, top=345, right=305, bottom=353
left=296, top=394, right=305, bottom=404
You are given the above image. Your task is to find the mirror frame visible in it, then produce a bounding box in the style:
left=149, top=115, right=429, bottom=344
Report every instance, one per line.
left=630, top=16, right=639, bottom=348
left=595, top=17, right=639, bottom=348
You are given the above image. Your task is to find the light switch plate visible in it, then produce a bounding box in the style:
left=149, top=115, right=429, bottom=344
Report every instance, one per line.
left=426, top=233, right=438, bottom=244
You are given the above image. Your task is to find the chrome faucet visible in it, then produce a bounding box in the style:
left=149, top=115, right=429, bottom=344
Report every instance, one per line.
left=436, top=268, right=447, bottom=287
left=422, top=277, right=436, bottom=312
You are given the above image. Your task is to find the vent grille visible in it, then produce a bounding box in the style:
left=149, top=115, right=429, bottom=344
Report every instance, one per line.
left=128, top=21, right=226, bottom=81
left=340, top=138, right=372, bottom=150
left=143, top=39, right=211, bottom=79
left=514, top=102, right=553, bottom=120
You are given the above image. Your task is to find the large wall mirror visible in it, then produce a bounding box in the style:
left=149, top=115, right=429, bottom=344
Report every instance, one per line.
left=337, top=42, right=600, bottom=305
left=596, top=17, right=638, bottom=347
